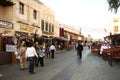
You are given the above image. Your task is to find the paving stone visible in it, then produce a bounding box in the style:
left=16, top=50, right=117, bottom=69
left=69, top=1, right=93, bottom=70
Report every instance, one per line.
left=0, top=47, right=120, bottom=80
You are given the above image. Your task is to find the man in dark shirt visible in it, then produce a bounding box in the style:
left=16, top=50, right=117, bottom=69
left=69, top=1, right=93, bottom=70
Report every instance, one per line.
left=77, top=41, right=83, bottom=58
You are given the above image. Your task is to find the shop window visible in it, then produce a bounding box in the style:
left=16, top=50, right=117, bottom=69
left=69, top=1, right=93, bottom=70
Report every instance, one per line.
left=33, top=10, right=37, bottom=19
left=45, top=21, right=48, bottom=31
left=49, top=23, right=51, bottom=32
left=19, top=2, right=24, bottom=14
left=41, top=20, right=44, bottom=31
left=114, top=26, right=118, bottom=32
left=52, top=24, right=54, bottom=32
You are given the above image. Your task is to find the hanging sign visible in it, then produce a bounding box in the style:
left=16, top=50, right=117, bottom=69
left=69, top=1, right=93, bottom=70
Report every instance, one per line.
left=6, top=44, right=16, bottom=52
left=0, top=20, right=13, bottom=29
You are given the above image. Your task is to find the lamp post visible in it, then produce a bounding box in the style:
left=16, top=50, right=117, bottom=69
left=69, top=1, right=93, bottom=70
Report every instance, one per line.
left=109, top=32, right=112, bottom=47
left=32, top=23, right=37, bottom=48
left=32, top=23, right=40, bottom=48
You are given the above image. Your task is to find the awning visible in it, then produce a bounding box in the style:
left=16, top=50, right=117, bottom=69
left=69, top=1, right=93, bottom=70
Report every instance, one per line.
left=0, top=0, right=15, bottom=7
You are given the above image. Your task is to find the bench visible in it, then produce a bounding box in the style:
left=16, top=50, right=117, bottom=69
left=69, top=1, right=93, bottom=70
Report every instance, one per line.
left=109, top=48, right=120, bottom=66
left=102, top=48, right=111, bottom=60
left=91, top=45, right=101, bottom=55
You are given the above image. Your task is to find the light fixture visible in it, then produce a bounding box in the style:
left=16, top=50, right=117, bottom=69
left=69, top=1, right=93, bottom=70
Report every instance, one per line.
left=0, top=21, right=3, bottom=25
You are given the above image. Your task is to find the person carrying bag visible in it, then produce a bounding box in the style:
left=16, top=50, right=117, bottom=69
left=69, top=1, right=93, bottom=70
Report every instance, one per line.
left=36, top=46, right=45, bottom=67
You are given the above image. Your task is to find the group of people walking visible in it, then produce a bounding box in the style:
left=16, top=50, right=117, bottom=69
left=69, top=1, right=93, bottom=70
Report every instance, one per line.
left=14, top=40, right=83, bottom=74
left=15, top=41, right=56, bottom=74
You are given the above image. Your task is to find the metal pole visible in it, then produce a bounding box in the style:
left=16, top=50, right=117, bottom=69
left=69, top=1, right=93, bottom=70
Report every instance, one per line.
left=34, top=26, right=37, bottom=49
left=33, top=23, right=36, bottom=48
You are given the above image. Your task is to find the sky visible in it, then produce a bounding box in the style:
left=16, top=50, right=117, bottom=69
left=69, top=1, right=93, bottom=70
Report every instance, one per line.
left=40, top=0, right=120, bottom=39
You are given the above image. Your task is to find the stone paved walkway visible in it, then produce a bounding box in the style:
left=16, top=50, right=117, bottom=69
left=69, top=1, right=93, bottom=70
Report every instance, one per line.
left=0, top=47, right=120, bottom=80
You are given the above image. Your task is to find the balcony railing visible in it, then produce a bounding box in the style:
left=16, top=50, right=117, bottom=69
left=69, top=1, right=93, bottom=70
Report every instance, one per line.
left=0, top=0, right=15, bottom=7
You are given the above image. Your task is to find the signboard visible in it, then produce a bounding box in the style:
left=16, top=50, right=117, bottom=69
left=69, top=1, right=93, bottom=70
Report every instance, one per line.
left=0, top=20, right=13, bottom=29
left=6, top=44, right=16, bottom=52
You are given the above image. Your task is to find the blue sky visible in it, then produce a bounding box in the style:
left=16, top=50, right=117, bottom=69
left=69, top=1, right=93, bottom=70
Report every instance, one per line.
left=40, top=0, right=118, bottom=39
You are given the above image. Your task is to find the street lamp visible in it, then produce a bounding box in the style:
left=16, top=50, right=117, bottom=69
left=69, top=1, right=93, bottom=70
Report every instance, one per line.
left=32, top=23, right=40, bottom=47
left=32, top=23, right=37, bottom=47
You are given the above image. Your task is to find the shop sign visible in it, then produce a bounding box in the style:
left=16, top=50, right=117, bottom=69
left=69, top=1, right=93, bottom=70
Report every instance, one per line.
left=20, top=25, right=38, bottom=33
left=6, top=44, right=16, bottom=52
left=0, top=20, right=13, bottom=29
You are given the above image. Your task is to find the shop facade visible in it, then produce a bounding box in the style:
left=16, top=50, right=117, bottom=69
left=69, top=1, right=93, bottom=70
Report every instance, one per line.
left=0, top=20, right=14, bottom=66
left=0, top=0, right=84, bottom=66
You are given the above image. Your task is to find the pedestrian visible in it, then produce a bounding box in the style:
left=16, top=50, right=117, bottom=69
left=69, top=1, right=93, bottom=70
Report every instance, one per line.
left=36, top=46, right=45, bottom=67
left=77, top=41, right=83, bottom=58
left=45, top=44, right=50, bottom=58
left=50, top=43, right=56, bottom=59
left=25, top=42, right=38, bottom=74
left=19, top=42, right=27, bottom=70
left=35, top=42, right=39, bottom=66
left=14, top=48, right=20, bottom=65
left=75, top=42, right=78, bottom=50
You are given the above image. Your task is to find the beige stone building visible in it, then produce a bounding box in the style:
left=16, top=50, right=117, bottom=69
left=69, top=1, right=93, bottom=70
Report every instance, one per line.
left=54, top=20, right=60, bottom=37
left=0, top=0, right=84, bottom=65
left=58, top=24, right=84, bottom=42
left=0, top=0, right=55, bottom=65
left=54, top=22, right=84, bottom=50
left=113, top=18, right=119, bottom=34
left=0, top=0, right=55, bottom=49
left=64, top=24, right=81, bottom=41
